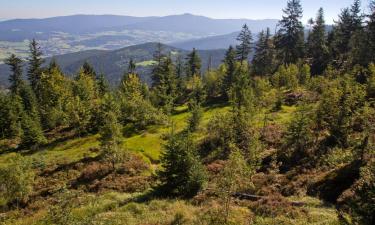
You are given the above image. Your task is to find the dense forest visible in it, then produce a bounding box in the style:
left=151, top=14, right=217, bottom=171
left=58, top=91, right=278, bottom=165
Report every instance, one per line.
left=0, top=0, right=374, bottom=224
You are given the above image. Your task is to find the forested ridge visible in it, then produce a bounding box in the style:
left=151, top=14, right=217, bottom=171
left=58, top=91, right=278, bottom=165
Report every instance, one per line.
left=0, top=0, right=374, bottom=224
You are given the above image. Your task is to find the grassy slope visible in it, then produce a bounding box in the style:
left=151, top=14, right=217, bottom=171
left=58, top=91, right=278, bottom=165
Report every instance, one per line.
left=0, top=103, right=340, bottom=224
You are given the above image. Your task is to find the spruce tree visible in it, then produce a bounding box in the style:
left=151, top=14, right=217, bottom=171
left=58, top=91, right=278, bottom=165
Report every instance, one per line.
left=307, top=8, right=330, bottom=75
left=222, top=46, right=236, bottom=98
left=127, top=58, right=136, bottom=75
left=151, top=43, right=166, bottom=88
left=275, top=0, right=305, bottom=64
left=185, top=48, right=202, bottom=77
left=82, top=61, right=96, bottom=79
left=368, top=1, right=375, bottom=62
left=236, top=24, right=253, bottom=64
left=28, top=39, right=44, bottom=99
left=252, top=28, right=275, bottom=76
left=5, top=54, right=24, bottom=95
left=97, top=73, right=109, bottom=97
left=99, top=94, right=123, bottom=169
left=157, top=131, right=207, bottom=198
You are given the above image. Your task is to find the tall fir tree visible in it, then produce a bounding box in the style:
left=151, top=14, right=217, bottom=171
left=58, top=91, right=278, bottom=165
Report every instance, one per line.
left=236, top=24, right=253, bottom=64
left=252, top=28, right=276, bottom=76
left=5, top=54, right=24, bottom=95
left=153, top=56, right=178, bottom=112
left=27, top=39, right=44, bottom=99
left=307, top=8, right=330, bottom=75
left=275, top=0, right=305, bottom=64
left=151, top=43, right=166, bottom=88
left=368, top=1, right=375, bottom=62
left=222, top=46, right=236, bottom=98
left=99, top=94, right=123, bottom=169
left=185, top=48, right=202, bottom=77
left=127, top=58, right=136, bottom=75
left=82, top=61, right=97, bottom=79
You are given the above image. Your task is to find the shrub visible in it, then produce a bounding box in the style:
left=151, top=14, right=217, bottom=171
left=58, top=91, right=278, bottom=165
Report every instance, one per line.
left=0, top=153, right=35, bottom=208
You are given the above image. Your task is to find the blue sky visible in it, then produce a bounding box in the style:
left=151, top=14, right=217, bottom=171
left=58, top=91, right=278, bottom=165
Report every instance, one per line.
left=0, top=0, right=371, bottom=23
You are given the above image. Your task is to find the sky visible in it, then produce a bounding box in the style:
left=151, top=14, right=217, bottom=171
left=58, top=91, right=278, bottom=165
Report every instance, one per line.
left=0, top=0, right=371, bottom=24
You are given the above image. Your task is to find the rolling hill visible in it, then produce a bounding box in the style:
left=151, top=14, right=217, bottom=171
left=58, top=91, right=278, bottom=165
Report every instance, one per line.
left=0, top=42, right=226, bottom=87
left=171, top=32, right=241, bottom=50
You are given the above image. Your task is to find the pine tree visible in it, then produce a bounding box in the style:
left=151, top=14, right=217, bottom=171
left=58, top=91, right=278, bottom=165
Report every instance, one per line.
left=252, top=28, right=276, bottom=76
left=275, top=0, right=305, bottom=64
left=368, top=1, right=375, bottom=62
left=5, top=54, right=24, bottom=95
left=153, top=42, right=165, bottom=66
left=151, top=44, right=166, bottom=88
left=332, top=1, right=364, bottom=66
left=222, top=46, right=236, bottom=98
left=17, top=82, right=46, bottom=147
left=236, top=24, right=253, bottom=64
left=350, top=0, right=363, bottom=30
left=39, top=60, right=71, bottom=129
left=82, top=61, right=96, bottom=79
left=187, top=99, right=203, bottom=132
left=96, top=73, right=109, bottom=97
left=157, top=130, right=207, bottom=198
left=307, top=8, right=330, bottom=75
left=185, top=48, right=202, bottom=77
left=99, top=94, right=123, bottom=169
left=229, top=63, right=255, bottom=112
left=152, top=55, right=178, bottom=112
left=27, top=39, right=44, bottom=99
left=127, top=58, right=136, bottom=75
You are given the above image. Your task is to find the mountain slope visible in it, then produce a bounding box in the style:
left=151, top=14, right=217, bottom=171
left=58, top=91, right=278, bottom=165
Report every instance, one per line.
left=171, top=32, right=240, bottom=50
left=0, top=43, right=226, bottom=86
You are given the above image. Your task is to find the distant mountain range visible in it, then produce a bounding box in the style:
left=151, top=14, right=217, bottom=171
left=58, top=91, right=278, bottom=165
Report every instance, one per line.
left=0, top=14, right=278, bottom=61
left=0, top=14, right=278, bottom=40
left=0, top=42, right=226, bottom=87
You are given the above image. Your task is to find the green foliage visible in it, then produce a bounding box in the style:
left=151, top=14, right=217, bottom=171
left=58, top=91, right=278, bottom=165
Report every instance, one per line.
left=222, top=46, right=237, bottom=98
left=367, top=63, right=375, bottom=98
left=157, top=131, right=207, bottom=198
left=151, top=56, right=178, bottom=113
left=187, top=100, right=203, bottom=132
left=215, top=148, right=255, bottom=224
left=119, top=73, right=165, bottom=130
left=206, top=111, right=262, bottom=161
left=0, top=153, right=35, bottom=208
left=203, top=67, right=224, bottom=99
left=236, top=24, right=253, bottom=63
left=316, top=77, right=366, bottom=147
left=186, top=75, right=206, bottom=104
left=27, top=39, right=44, bottom=99
left=39, top=63, right=72, bottom=129
left=272, top=64, right=299, bottom=90
left=0, top=94, right=23, bottom=139
left=99, top=94, right=124, bottom=169
left=5, top=54, right=24, bottom=95
left=281, top=104, right=315, bottom=166
left=298, top=63, right=311, bottom=85
left=252, top=28, right=276, bottom=76
left=20, top=112, right=47, bottom=147
left=275, top=0, right=305, bottom=64
left=307, top=8, right=330, bottom=75
left=229, top=62, right=256, bottom=111
left=338, top=158, right=375, bottom=225
left=185, top=48, right=202, bottom=77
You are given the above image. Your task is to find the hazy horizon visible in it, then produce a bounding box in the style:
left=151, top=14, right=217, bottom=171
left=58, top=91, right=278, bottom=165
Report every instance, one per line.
left=0, top=0, right=371, bottom=24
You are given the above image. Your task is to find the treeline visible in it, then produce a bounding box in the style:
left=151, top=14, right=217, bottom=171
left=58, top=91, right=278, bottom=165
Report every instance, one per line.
left=0, top=0, right=374, bottom=224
